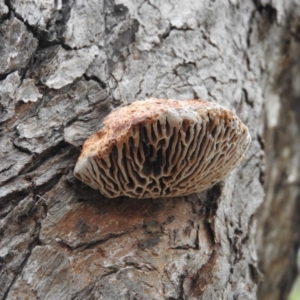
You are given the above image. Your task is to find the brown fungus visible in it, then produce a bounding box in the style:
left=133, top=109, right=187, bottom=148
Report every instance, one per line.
left=74, top=99, right=251, bottom=198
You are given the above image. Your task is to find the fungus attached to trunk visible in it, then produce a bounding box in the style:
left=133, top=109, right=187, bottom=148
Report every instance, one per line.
left=74, top=99, right=251, bottom=198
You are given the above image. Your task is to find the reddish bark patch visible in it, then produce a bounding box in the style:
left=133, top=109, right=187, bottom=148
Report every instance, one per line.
left=190, top=251, right=217, bottom=297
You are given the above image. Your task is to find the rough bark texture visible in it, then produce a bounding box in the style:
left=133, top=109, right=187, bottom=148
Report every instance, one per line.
left=255, top=3, right=300, bottom=298
left=0, top=1, right=299, bottom=300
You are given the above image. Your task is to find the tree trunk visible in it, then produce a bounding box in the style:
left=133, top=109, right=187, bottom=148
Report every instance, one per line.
left=255, top=2, right=300, bottom=298
left=0, top=1, right=299, bottom=299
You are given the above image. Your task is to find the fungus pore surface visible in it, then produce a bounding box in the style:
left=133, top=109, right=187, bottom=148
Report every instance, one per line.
left=74, top=99, right=251, bottom=198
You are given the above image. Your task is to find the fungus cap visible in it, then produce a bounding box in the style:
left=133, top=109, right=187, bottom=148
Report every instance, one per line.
left=74, top=99, right=251, bottom=198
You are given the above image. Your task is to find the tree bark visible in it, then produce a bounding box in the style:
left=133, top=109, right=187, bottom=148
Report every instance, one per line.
left=255, top=3, right=300, bottom=298
left=0, top=1, right=299, bottom=299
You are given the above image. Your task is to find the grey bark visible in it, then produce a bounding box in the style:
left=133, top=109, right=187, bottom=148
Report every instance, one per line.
left=0, top=1, right=299, bottom=300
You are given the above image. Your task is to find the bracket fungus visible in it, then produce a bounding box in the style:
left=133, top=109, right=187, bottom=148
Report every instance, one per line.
left=74, top=99, right=251, bottom=199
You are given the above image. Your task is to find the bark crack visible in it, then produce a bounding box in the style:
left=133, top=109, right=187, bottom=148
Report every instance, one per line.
left=2, top=201, right=43, bottom=300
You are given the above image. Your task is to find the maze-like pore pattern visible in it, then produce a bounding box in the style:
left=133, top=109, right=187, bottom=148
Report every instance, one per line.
left=74, top=100, right=250, bottom=199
